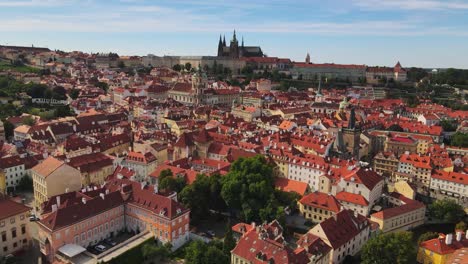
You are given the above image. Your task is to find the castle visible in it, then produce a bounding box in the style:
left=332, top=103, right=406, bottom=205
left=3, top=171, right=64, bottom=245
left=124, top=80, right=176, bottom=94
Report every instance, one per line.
left=217, top=30, right=264, bottom=58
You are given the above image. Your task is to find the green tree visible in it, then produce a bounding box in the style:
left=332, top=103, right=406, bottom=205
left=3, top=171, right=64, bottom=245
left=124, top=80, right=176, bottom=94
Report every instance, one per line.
left=221, top=155, right=278, bottom=222
left=172, top=64, right=182, bottom=72
left=361, top=231, right=416, bottom=264
left=2, top=120, right=14, bottom=140
left=388, top=124, right=404, bottom=132
left=455, top=221, right=467, bottom=231
left=429, top=199, right=465, bottom=223
left=223, top=221, right=236, bottom=255
left=17, top=176, right=33, bottom=191
left=185, top=62, right=192, bottom=72
left=69, top=89, right=80, bottom=99
left=179, top=174, right=224, bottom=223
left=185, top=240, right=229, bottom=264
left=118, top=61, right=125, bottom=69
left=417, top=232, right=439, bottom=245
left=95, top=82, right=109, bottom=94
left=22, top=116, right=35, bottom=126
left=450, top=132, right=468, bottom=147
left=440, top=119, right=458, bottom=132
left=158, top=169, right=185, bottom=193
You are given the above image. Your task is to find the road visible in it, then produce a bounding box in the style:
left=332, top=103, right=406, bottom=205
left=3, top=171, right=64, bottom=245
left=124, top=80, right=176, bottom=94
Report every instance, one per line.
left=16, top=191, right=42, bottom=264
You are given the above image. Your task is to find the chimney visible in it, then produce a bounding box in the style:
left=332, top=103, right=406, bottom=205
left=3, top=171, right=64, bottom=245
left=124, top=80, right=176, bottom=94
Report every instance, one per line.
left=52, top=204, right=58, bottom=212
left=456, top=231, right=462, bottom=242
left=105, top=189, right=109, bottom=195
left=100, top=193, right=105, bottom=200
left=445, top=233, right=453, bottom=245
left=56, top=196, right=61, bottom=207
left=82, top=197, right=86, bottom=204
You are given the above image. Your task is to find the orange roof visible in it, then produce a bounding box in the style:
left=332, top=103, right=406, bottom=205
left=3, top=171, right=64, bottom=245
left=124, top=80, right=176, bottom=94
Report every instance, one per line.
left=371, top=200, right=424, bottom=220
left=432, top=170, right=468, bottom=185
left=399, top=153, right=432, bottom=169
left=299, top=192, right=341, bottom=212
left=335, top=191, right=369, bottom=206
left=275, top=178, right=308, bottom=196
left=420, top=234, right=468, bottom=255
left=32, top=156, right=65, bottom=177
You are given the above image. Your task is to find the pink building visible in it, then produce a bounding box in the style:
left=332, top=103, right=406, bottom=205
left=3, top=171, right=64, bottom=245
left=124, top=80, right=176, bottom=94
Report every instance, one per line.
left=37, top=178, right=190, bottom=262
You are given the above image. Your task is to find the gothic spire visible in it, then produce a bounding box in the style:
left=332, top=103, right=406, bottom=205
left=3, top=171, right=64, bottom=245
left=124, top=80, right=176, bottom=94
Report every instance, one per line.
left=223, top=35, right=226, bottom=46
left=233, top=29, right=237, bottom=42
left=349, top=107, right=356, bottom=130
left=242, top=36, right=244, bottom=47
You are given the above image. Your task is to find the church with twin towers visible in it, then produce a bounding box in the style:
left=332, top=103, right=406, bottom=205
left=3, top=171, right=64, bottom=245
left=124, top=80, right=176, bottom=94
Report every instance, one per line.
left=217, top=30, right=264, bottom=58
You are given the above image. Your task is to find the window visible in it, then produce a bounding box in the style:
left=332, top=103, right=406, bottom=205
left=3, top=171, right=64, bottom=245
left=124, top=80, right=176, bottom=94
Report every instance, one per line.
left=21, top=225, right=26, bottom=235
left=3, top=246, right=7, bottom=252
left=10, top=217, right=15, bottom=224
left=11, top=228, right=16, bottom=238
left=1, top=232, right=6, bottom=242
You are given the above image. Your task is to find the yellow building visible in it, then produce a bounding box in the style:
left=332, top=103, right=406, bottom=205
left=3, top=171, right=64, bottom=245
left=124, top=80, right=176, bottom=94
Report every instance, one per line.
left=32, top=157, right=82, bottom=212
left=0, top=172, right=5, bottom=195
left=298, top=192, right=341, bottom=223
left=68, top=153, right=114, bottom=186
left=373, top=151, right=399, bottom=179
left=392, top=180, right=416, bottom=200
left=370, top=196, right=425, bottom=233
left=417, top=232, right=468, bottom=264
left=0, top=196, right=30, bottom=257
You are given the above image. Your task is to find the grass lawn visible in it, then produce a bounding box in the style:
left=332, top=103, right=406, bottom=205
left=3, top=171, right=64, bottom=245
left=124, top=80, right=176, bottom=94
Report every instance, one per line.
left=0, top=59, right=40, bottom=73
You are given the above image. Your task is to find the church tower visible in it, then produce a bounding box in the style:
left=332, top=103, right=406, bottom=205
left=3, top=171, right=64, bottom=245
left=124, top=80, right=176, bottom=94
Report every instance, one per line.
left=229, top=30, right=239, bottom=58
left=217, top=34, right=223, bottom=57
left=192, top=66, right=206, bottom=105
left=342, top=108, right=361, bottom=159
left=305, top=52, right=310, bottom=63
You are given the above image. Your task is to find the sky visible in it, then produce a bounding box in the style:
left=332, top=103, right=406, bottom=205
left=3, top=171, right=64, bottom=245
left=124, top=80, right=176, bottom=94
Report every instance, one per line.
left=1, top=0, right=468, bottom=68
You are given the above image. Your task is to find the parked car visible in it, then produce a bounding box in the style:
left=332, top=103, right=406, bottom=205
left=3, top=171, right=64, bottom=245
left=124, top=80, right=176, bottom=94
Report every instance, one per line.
left=207, top=230, right=216, bottom=237
left=29, top=215, right=39, bottom=222
left=94, top=245, right=106, bottom=253
left=104, top=238, right=117, bottom=247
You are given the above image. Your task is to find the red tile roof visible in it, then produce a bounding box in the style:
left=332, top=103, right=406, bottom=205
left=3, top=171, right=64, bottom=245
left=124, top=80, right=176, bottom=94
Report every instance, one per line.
left=432, top=170, right=468, bottom=185
left=0, top=196, right=30, bottom=220
left=317, top=209, right=370, bottom=249
left=335, top=191, right=369, bottom=206
left=275, top=178, right=309, bottom=196
left=420, top=233, right=468, bottom=255
left=371, top=200, right=424, bottom=220
left=299, top=192, right=341, bottom=212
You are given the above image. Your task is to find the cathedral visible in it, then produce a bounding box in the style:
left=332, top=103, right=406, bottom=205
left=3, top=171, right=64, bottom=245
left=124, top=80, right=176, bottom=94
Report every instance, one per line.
left=217, top=30, right=264, bottom=58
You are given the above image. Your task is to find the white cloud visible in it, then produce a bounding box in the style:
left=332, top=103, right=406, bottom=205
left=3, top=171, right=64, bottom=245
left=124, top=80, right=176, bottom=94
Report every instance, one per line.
left=353, top=0, right=468, bottom=11
left=0, top=0, right=71, bottom=7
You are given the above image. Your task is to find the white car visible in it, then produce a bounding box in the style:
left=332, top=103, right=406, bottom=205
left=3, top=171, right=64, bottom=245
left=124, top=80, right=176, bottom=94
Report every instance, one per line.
left=94, top=245, right=106, bottom=252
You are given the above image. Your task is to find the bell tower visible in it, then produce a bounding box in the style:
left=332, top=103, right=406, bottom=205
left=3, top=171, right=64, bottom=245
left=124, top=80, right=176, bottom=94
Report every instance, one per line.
left=192, top=66, right=206, bottom=105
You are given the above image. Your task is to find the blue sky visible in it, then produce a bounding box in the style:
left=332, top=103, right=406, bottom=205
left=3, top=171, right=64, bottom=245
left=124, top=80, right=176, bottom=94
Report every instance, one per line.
left=1, top=0, right=468, bottom=68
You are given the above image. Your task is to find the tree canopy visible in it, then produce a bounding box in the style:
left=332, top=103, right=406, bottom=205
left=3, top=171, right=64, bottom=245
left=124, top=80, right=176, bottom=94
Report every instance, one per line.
left=429, top=199, right=466, bottom=223
left=179, top=173, right=225, bottom=224
left=417, top=232, right=439, bottom=245
left=158, top=169, right=186, bottom=193
left=221, top=155, right=284, bottom=223
left=450, top=132, right=468, bottom=148
left=184, top=240, right=229, bottom=264
left=361, top=231, right=416, bottom=264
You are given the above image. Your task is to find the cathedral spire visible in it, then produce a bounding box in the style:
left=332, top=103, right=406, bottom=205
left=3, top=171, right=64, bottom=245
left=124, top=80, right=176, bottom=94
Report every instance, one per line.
left=242, top=36, right=244, bottom=47
left=233, top=30, right=237, bottom=42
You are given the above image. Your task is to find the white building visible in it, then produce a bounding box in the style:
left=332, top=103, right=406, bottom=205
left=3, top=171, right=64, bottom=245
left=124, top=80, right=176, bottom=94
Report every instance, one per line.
left=309, top=209, right=371, bottom=264
left=430, top=170, right=468, bottom=199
